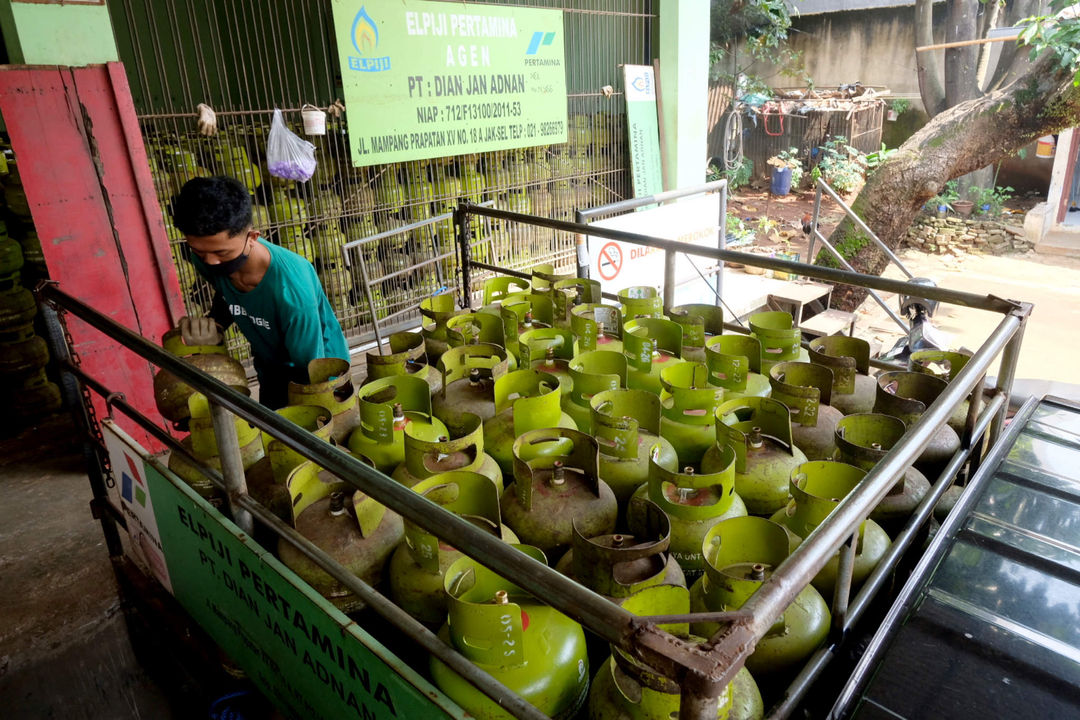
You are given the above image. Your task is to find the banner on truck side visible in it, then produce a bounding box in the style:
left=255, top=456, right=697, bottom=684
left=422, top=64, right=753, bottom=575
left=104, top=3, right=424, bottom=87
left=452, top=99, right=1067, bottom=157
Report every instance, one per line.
left=101, top=420, right=465, bottom=720
left=103, top=423, right=173, bottom=593
left=331, top=0, right=568, bottom=166
left=586, top=192, right=721, bottom=305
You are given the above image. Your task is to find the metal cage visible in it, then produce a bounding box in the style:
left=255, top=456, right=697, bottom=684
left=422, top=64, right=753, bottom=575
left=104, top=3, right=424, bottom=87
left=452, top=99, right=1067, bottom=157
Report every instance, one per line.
left=107, top=0, right=656, bottom=358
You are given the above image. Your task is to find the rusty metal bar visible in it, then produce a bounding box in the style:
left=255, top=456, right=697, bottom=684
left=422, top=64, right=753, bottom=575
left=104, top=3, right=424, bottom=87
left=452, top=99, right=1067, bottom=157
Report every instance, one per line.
left=208, top=400, right=254, bottom=535
left=737, top=307, right=1024, bottom=656
left=459, top=203, right=1020, bottom=315
left=38, top=283, right=652, bottom=651
left=765, top=388, right=1006, bottom=719
left=78, top=376, right=551, bottom=720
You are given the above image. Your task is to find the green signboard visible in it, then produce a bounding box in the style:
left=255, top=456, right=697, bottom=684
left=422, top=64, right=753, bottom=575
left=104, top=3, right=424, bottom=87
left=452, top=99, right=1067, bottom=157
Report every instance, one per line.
left=330, top=0, right=568, bottom=166
left=622, top=64, right=664, bottom=201
left=102, top=422, right=464, bottom=720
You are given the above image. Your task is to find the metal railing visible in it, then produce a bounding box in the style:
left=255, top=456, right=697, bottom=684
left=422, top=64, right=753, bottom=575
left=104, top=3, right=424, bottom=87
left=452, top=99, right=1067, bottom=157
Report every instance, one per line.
left=46, top=203, right=1029, bottom=719
left=454, top=203, right=1030, bottom=719
left=808, top=178, right=915, bottom=333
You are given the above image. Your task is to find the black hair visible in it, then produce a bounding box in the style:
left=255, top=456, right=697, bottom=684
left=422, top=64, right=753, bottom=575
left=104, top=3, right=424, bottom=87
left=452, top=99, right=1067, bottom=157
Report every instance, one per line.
left=171, top=176, right=253, bottom=237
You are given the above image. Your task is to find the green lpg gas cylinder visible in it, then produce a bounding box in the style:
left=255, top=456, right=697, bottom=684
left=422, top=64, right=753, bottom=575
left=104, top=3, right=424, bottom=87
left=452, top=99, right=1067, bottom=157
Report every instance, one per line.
left=153, top=352, right=248, bottom=426
left=364, top=330, right=442, bottom=396
left=909, top=349, right=973, bottom=435
left=564, top=350, right=627, bottom=433
left=705, top=397, right=807, bottom=516
left=768, top=361, right=843, bottom=461
left=0, top=323, right=48, bottom=378
left=287, top=358, right=359, bottom=443
left=484, top=369, right=578, bottom=477
left=704, top=335, right=772, bottom=401
left=623, top=317, right=683, bottom=395
left=166, top=437, right=227, bottom=509
left=547, top=277, right=602, bottom=328
left=347, top=374, right=448, bottom=474
left=431, top=343, right=510, bottom=433
left=749, top=311, right=809, bottom=374
left=263, top=404, right=334, bottom=482
left=618, top=286, right=664, bottom=320
left=160, top=326, right=228, bottom=359
left=628, top=447, right=747, bottom=580
left=168, top=393, right=263, bottom=505
left=0, top=234, right=24, bottom=276
left=689, top=516, right=830, bottom=677
left=809, top=336, right=877, bottom=415
left=519, top=326, right=575, bottom=395
left=590, top=389, right=679, bottom=510
left=502, top=428, right=618, bottom=560
left=431, top=546, right=590, bottom=720
left=589, top=586, right=764, bottom=720
left=278, top=462, right=402, bottom=613
left=556, top=499, right=686, bottom=597
left=389, top=472, right=518, bottom=625
left=392, top=412, right=504, bottom=493
left=484, top=292, right=556, bottom=364
left=482, top=275, right=531, bottom=306
left=445, top=311, right=518, bottom=370
left=873, top=370, right=960, bottom=475
left=770, top=461, right=891, bottom=595
left=529, top=263, right=572, bottom=292
left=419, top=291, right=458, bottom=364
left=571, top=303, right=624, bottom=355
left=243, top=404, right=333, bottom=526
left=659, top=361, right=725, bottom=467
left=835, top=414, right=930, bottom=532
left=669, top=304, right=725, bottom=363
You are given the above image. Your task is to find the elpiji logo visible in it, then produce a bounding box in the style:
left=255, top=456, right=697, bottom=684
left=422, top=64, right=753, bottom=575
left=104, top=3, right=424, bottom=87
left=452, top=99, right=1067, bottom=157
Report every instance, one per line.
left=526, top=31, right=556, bottom=55
left=120, top=454, right=147, bottom=508
left=348, top=6, right=391, bottom=72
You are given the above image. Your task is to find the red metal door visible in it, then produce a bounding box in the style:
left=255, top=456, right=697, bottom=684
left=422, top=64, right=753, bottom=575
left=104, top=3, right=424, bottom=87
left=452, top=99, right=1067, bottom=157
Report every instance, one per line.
left=0, top=63, right=185, bottom=449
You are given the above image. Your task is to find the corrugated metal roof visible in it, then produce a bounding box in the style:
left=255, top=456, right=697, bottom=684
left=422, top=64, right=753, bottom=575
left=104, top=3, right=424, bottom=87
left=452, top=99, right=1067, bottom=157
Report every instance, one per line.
left=792, top=0, right=943, bottom=16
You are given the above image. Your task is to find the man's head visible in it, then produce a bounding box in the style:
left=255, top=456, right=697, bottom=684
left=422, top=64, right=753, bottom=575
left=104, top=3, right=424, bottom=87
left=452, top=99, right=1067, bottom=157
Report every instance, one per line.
left=172, top=176, right=256, bottom=275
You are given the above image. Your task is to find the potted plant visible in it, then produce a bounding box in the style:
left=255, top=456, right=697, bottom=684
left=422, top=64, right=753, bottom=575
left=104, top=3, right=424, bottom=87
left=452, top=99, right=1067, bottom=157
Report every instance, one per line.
left=767, top=148, right=802, bottom=196
left=928, top=180, right=959, bottom=218
left=887, top=98, right=910, bottom=122
left=969, top=185, right=995, bottom=216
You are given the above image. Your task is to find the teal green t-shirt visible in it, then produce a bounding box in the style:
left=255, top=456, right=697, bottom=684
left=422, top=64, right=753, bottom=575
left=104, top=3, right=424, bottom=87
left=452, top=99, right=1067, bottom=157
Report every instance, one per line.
left=193, top=239, right=349, bottom=384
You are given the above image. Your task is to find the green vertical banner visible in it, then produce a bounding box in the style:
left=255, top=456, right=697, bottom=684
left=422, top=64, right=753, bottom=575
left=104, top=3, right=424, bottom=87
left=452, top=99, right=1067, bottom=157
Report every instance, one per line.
left=331, top=0, right=568, bottom=166
left=623, top=65, right=664, bottom=200
left=101, top=421, right=464, bottom=720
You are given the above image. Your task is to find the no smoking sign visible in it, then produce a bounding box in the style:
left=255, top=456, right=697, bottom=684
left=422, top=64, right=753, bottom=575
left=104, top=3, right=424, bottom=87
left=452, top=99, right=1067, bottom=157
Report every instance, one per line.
left=596, top=241, right=623, bottom=281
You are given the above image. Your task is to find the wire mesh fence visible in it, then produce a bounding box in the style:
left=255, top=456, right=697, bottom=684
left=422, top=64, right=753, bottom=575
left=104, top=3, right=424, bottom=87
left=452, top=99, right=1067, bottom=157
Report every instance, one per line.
left=108, top=0, right=655, bottom=358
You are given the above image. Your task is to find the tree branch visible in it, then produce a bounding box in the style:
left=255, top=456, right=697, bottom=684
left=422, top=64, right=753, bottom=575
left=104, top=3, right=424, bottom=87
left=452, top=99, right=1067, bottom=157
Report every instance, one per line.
left=821, top=48, right=1080, bottom=310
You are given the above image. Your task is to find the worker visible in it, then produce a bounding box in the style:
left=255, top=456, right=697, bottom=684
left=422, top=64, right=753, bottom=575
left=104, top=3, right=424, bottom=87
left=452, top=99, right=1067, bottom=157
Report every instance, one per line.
left=170, top=176, right=349, bottom=409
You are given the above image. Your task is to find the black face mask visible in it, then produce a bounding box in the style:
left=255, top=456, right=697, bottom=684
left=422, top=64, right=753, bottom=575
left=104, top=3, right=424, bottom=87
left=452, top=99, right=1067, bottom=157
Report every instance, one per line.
left=203, top=237, right=251, bottom=277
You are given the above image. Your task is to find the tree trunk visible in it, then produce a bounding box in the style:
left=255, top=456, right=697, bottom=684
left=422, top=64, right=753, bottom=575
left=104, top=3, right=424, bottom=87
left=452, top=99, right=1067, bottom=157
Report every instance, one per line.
left=818, top=49, right=1080, bottom=310
left=915, top=0, right=947, bottom=116
left=944, top=0, right=980, bottom=107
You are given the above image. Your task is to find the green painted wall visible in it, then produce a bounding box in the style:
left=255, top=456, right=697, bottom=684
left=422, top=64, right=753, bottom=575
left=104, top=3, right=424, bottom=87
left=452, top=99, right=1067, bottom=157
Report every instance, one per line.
left=0, top=1, right=118, bottom=66
left=658, top=0, right=709, bottom=191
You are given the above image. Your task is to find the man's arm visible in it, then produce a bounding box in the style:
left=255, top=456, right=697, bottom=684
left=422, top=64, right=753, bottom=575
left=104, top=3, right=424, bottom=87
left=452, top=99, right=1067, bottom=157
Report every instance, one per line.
left=208, top=291, right=234, bottom=330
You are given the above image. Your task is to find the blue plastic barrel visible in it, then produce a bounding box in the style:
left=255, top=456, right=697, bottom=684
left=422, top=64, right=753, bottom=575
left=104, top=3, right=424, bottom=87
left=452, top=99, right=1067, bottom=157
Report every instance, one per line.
left=770, top=167, right=792, bottom=196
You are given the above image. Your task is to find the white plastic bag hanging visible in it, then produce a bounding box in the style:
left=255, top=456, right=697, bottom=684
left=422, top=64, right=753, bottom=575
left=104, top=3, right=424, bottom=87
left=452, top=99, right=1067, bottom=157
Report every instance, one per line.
left=266, top=108, right=317, bottom=182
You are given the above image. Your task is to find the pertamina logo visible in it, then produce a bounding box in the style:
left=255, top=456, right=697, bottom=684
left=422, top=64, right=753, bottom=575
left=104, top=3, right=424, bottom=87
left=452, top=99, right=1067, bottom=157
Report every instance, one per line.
left=348, top=6, right=391, bottom=73
left=526, top=31, right=556, bottom=55
left=120, top=453, right=147, bottom=508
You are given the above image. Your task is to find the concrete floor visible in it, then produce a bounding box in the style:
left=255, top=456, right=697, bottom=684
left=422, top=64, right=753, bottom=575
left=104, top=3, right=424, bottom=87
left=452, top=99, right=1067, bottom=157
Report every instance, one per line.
left=852, top=247, right=1080, bottom=401
left=0, top=413, right=274, bottom=719
left=0, top=414, right=178, bottom=718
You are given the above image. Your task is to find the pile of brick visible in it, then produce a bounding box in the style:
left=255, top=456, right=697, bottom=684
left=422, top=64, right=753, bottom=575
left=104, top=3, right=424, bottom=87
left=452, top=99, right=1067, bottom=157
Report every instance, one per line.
left=902, top=216, right=1031, bottom=256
